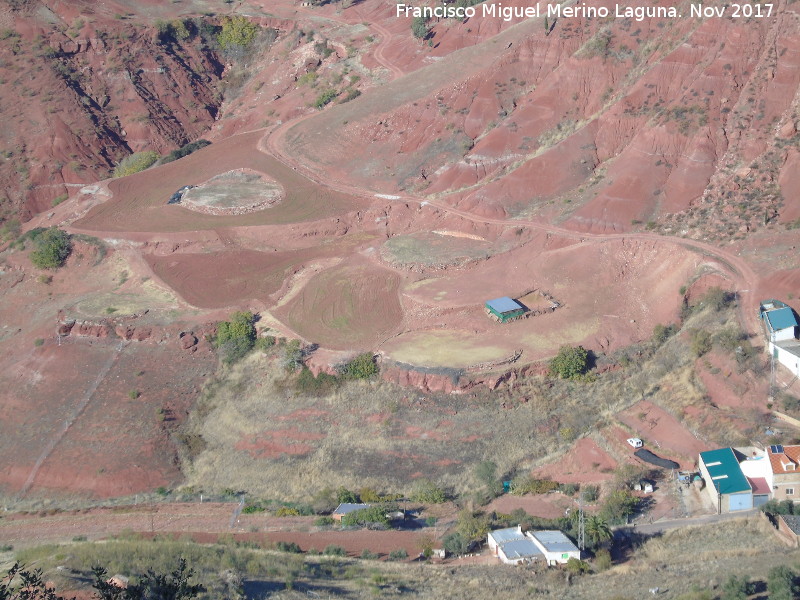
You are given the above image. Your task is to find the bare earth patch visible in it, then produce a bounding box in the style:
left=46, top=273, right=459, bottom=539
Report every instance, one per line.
left=180, top=169, right=284, bottom=215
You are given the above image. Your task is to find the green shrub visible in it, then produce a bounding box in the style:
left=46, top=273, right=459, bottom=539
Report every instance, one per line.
left=30, top=227, right=71, bottom=269
left=456, top=510, right=490, bottom=542
left=599, top=489, right=638, bottom=524
left=509, top=476, right=559, bottom=495
left=565, top=557, right=590, bottom=575
left=51, top=193, right=68, bottom=207
left=33, top=338, right=44, bottom=347
left=582, top=484, right=600, bottom=503
left=360, top=549, right=379, bottom=560
left=313, top=88, right=338, bottom=109
left=215, top=311, right=256, bottom=364
left=314, top=516, right=335, bottom=527
left=593, top=548, right=612, bottom=571
left=442, top=531, right=469, bottom=556
left=159, top=139, right=211, bottom=164
left=255, top=335, right=276, bottom=351
left=720, top=574, right=750, bottom=600
left=652, top=323, right=677, bottom=345
left=113, top=151, right=159, bottom=178
left=341, top=505, right=397, bottom=528
left=276, top=541, right=302, bottom=553
left=549, top=345, right=589, bottom=379
left=340, top=353, right=378, bottom=379
left=336, top=487, right=359, bottom=504
left=322, top=544, right=346, bottom=556
left=340, top=88, right=361, bottom=103
left=295, top=366, right=339, bottom=396
left=217, top=16, right=259, bottom=52
left=690, top=329, right=712, bottom=357
left=411, top=16, right=430, bottom=39
left=767, top=565, right=798, bottom=600
left=761, top=499, right=796, bottom=516
left=387, top=549, right=408, bottom=561
left=128, top=389, right=140, bottom=399
left=410, top=479, right=446, bottom=503
left=559, top=482, right=579, bottom=496
left=0, top=218, right=20, bottom=242
left=701, top=286, right=735, bottom=311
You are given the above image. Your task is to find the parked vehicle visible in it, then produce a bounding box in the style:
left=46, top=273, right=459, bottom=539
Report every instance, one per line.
left=627, top=437, right=643, bottom=448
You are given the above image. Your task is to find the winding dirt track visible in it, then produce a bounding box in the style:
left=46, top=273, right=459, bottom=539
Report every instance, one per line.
left=256, top=5, right=762, bottom=336
left=0, top=8, right=765, bottom=546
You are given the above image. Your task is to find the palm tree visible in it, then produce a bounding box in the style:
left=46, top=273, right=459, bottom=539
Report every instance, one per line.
left=586, top=515, right=612, bottom=546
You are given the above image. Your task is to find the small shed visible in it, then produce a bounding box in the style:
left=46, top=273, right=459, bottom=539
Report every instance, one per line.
left=760, top=300, right=799, bottom=342
left=332, top=503, right=371, bottom=521
left=485, top=297, right=525, bottom=323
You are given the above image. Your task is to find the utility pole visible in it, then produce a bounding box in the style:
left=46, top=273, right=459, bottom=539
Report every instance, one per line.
left=577, top=492, right=585, bottom=552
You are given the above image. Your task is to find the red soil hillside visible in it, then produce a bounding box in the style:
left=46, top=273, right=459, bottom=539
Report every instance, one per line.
left=0, top=0, right=223, bottom=220
left=282, top=0, right=800, bottom=237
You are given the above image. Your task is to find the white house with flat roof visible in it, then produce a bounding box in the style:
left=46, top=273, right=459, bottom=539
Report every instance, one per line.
left=527, top=530, right=581, bottom=565
left=487, top=526, right=542, bottom=565
left=760, top=300, right=800, bottom=377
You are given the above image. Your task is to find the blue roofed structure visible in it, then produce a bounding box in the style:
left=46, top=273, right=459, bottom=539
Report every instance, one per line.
left=487, top=527, right=544, bottom=564
left=760, top=299, right=799, bottom=342
left=761, top=300, right=800, bottom=377
left=485, top=297, right=525, bottom=323
left=498, top=539, right=542, bottom=562
left=699, top=448, right=751, bottom=494
left=765, top=307, right=799, bottom=332
left=699, top=448, right=754, bottom=513
left=332, top=503, right=371, bottom=520
left=527, top=530, right=581, bottom=564
left=488, top=526, right=525, bottom=546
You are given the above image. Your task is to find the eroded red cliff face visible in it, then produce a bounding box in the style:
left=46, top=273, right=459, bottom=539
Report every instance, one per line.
left=283, top=0, right=800, bottom=238
left=0, top=1, right=223, bottom=219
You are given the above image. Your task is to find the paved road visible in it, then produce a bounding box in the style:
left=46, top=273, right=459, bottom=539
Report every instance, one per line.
left=618, top=508, right=759, bottom=536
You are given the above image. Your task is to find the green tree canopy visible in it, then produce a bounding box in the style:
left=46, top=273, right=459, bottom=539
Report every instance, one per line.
left=30, top=227, right=71, bottom=270
left=411, top=16, right=430, bottom=39
left=340, top=353, right=378, bottom=379
left=410, top=479, right=446, bottom=503
left=217, top=16, right=259, bottom=52
left=93, top=559, right=203, bottom=600
left=585, top=515, right=612, bottom=546
left=340, top=504, right=397, bottom=528
left=215, top=311, right=256, bottom=364
left=442, top=531, right=470, bottom=556
left=767, top=565, right=798, bottom=600
left=548, top=345, right=589, bottom=379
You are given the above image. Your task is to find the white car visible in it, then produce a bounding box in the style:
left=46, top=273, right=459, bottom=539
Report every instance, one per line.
left=627, top=437, right=643, bottom=448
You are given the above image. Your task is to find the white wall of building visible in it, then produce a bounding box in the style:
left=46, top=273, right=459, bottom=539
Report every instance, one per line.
left=770, top=342, right=800, bottom=378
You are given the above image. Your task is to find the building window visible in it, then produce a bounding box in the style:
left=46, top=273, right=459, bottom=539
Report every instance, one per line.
left=787, top=488, right=795, bottom=496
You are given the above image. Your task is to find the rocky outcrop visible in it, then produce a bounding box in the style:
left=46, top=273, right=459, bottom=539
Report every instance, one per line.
left=55, top=311, right=213, bottom=354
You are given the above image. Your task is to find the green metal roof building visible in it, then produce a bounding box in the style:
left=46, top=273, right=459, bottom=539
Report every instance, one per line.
left=699, top=448, right=753, bottom=513
left=485, top=297, right=525, bottom=323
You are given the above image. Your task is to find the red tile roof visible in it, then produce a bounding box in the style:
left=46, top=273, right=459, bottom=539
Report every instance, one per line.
left=767, top=445, right=800, bottom=474
left=747, top=477, right=771, bottom=495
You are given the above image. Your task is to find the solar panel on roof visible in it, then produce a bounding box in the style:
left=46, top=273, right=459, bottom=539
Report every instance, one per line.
left=777, top=445, right=785, bottom=454
left=770, top=445, right=785, bottom=454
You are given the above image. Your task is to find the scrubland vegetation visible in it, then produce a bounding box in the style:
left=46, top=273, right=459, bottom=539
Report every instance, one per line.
left=5, top=516, right=800, bottom=599
left=181, top=288, right=760, bottom=509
